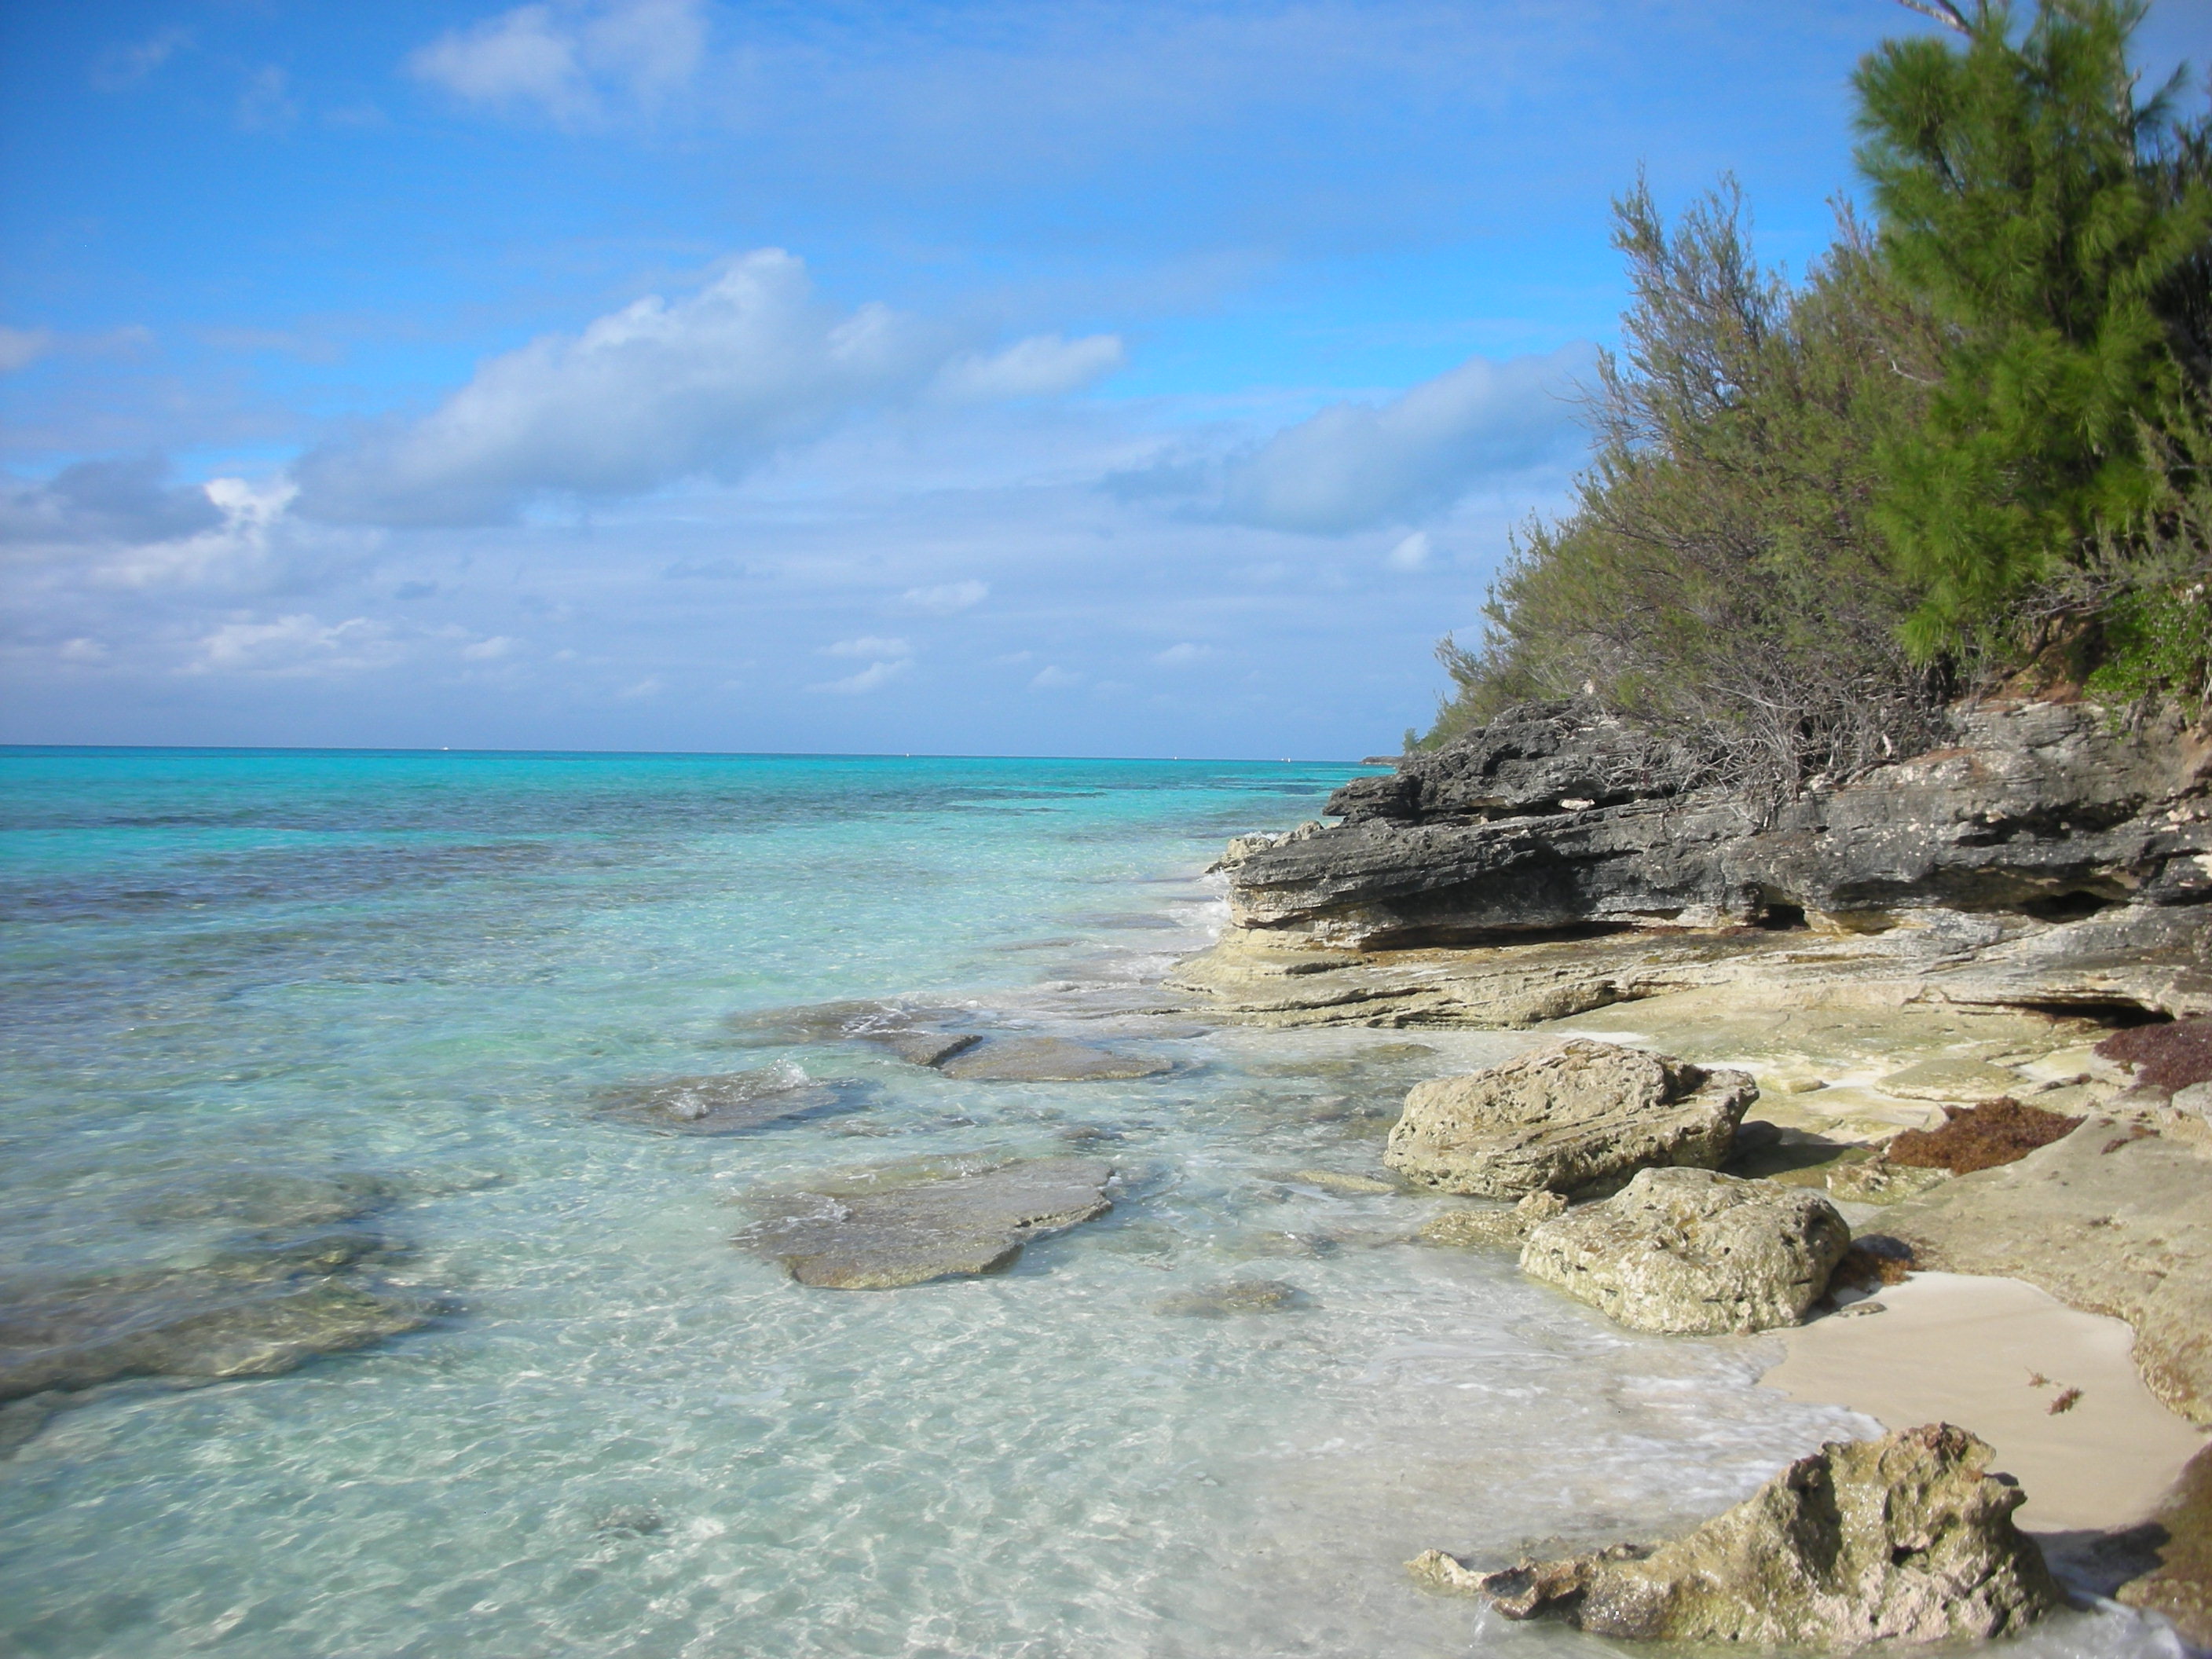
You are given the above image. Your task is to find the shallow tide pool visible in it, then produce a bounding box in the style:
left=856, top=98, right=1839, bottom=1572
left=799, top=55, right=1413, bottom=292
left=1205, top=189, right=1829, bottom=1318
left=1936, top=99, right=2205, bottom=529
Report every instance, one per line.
left=0, top=749, right=2178, bottom=1657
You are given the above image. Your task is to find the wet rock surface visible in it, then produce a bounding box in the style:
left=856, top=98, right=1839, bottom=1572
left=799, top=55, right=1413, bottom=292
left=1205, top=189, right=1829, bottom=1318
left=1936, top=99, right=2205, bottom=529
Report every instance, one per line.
left=0, top=1228, right=427, bottom=1407
left=934, top=1036, right=1171, bottom=1082
left=1420, top=1423, right=2059, bottom=1647
left=594, top=1067, right=873, bottom=1134
left=1519, top=1166, right=1851, bottom=1335
left=1417, top=1191, right=1566, bottom=1249
left=734, top=1157, right=1115, bottom=1289
left=128, top=1170, right=399, bottom=1229
left=1385, top=1040, right=1755, bottom=1199
left=1154, top=1278, right=1309, bottom=1317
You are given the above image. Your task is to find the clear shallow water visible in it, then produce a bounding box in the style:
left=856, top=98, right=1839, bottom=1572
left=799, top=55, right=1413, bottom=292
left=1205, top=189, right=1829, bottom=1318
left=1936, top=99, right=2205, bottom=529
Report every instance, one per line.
left=0, top=748, right=2179, bottom=1657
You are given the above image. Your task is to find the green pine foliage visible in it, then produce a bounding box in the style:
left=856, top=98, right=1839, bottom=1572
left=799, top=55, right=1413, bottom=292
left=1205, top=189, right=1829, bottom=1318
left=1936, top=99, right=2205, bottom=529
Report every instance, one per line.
left=1425, top=0, right=2212, bottom=780
left=1855, top=0, right=2212, bottom=659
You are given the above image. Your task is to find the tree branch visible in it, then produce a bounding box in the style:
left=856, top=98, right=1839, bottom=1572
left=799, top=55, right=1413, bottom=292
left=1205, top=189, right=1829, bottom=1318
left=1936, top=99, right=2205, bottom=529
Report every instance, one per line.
left=1892, top=0, right=1974, bottom=34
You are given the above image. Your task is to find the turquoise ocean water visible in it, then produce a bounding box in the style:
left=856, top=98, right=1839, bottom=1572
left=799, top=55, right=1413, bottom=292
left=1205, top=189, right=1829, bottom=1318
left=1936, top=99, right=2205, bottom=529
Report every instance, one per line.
left=0, top=749, right=2174, bottom=1657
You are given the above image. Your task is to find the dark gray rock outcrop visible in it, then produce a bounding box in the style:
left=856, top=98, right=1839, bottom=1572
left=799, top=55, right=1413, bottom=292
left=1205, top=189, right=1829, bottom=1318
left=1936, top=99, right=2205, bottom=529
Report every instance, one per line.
left=1225, top=701, right=2211, bottom=961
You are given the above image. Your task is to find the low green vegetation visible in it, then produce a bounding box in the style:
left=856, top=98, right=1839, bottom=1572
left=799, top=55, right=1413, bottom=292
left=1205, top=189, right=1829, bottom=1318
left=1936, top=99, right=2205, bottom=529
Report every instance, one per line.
left=1428, top=0, right=2212, bottom=794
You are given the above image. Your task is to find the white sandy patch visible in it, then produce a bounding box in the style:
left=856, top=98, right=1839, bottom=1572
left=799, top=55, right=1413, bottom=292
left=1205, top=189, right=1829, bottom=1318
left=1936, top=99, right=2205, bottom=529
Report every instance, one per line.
left=1762, top=1272, right=2207, bottom=1532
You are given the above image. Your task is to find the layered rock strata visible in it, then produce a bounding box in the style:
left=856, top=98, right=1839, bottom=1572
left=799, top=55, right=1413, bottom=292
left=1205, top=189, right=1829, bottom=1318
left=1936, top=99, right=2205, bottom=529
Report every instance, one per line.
left=1413, top=1423, right=2059, bottom=1647
left=1177, top=698, right=2212, bottom=1025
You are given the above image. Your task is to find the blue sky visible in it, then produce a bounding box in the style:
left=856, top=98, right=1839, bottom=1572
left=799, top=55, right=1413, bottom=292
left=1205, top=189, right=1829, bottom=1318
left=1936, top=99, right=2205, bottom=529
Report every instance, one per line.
left=4, top=1, right=2206, bottom=758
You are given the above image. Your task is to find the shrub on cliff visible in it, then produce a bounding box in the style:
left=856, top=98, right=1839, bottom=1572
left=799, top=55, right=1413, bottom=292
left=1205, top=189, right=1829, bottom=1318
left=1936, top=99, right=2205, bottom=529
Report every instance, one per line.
left=1428, top=186, right=1951, bottom=798
left=1427, top=0, right=2211, bottom=786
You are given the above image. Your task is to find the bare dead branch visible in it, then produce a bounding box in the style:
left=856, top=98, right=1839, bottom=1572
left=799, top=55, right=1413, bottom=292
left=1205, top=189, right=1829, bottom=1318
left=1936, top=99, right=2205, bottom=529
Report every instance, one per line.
left=1892, top=0, right=1974, bottom=33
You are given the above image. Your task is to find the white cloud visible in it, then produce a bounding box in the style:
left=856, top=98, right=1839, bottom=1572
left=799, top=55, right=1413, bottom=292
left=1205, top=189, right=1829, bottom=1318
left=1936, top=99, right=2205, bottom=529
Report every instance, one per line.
left=237, top=65, right=298, bottom=132
left=408, top=0, right=707, bottom=126
left=1152, top=641, right=1211, bottom=665
left=92, top=27, right=190, bottom=92
left=462, top=635, right=518, bottom=660
left=811, top=658, right=910, bottom=695
left=897, top=580, right=988, bottom=614
left=617, top=674, right=665, bottom=698
left=1386, top=530, right=1432, bottom=570
left=293, top=251, right=1109, bottom=527
left=0, top=327, right=53, bottom=373
left=1210, top=342, right=1591, bottom=534
left=932, top=333, right=1124, bottom=403
left=822, top=635, right=910, bottom=658
left=186, top=613, right=399, bottom=677
left=57, top=638, right=108, bottom=664
left=1028, top=665, right=1082, bottom=690
left=0, top=324, right=152, bottom=375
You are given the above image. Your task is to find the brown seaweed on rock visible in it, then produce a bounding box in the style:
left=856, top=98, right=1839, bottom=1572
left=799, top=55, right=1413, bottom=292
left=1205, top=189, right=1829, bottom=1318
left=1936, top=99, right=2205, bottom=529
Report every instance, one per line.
left=1885, top=1098, right=2082, bottom=1174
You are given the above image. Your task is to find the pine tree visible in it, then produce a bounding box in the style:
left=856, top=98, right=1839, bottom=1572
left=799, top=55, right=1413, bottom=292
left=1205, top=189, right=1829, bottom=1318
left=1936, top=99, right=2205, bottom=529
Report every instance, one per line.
left=1853, top=0, right=2212, bottom=659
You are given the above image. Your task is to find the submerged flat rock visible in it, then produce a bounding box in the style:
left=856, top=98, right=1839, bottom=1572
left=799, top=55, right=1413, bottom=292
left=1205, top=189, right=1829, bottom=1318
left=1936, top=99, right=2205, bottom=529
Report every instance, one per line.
left=737, top=1157, right=1115, bottom=1289
left=594, top=1068, right=870, bottom=1134
left=0, top=1230, right=425, bottom=1404
left=129, top=1170, right=399, bottom=1229
left=1155, top=1278, right=1309, bottom=1317
left=935, top=1036, right=1171, bottom=1082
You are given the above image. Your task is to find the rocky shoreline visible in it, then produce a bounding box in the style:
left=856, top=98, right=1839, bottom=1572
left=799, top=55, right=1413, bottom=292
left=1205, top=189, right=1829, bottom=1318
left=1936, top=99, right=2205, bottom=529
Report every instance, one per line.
left=1173, top=696, right=2212, bottom=1647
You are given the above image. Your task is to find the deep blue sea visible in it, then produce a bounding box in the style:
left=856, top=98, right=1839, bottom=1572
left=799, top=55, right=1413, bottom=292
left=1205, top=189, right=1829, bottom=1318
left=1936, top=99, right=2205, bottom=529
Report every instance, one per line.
left=0, top=749, right=2172, bottom=1657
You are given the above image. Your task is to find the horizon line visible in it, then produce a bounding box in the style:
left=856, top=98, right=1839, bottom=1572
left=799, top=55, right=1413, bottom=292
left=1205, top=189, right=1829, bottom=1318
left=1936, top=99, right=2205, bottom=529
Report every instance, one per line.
left=0, top=742, right=1393, bottom=767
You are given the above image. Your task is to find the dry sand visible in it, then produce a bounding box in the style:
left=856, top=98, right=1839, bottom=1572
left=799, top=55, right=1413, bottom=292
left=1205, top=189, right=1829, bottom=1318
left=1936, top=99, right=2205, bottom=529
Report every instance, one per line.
left=1762, top=1272, right=2208, bottom=1533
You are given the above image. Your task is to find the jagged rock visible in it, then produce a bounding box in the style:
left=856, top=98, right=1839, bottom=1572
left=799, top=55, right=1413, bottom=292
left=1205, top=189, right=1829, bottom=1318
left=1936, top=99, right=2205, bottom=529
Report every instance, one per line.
left=1518, top=1166, right=1851, bottom=1334
left=0, top=1231, right=425, bottom=1403
left=593, top=1067, right=871, bottom=1133
left=1384, top=1040, right=1756, bottom=1199
left=1417, top=1191, right=1568, bottom=1248
left=1221, top=701, right=2212, bottom=958
left=935, top=1036, right=1170, bottom=1082
left=1155, top=1278, right=1309, bottom=1317
left=734, top=1158, right=1115, bottom=1288
left=1428, top=1423, right=2058, bottom=1646
left=1327, top=698, right=1686, bottom=826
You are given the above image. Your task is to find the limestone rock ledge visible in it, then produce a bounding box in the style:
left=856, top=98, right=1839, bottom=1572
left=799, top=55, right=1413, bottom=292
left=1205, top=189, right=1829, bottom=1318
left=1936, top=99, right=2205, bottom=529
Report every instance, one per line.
left=1174, top=698, right=2211, bottom=1028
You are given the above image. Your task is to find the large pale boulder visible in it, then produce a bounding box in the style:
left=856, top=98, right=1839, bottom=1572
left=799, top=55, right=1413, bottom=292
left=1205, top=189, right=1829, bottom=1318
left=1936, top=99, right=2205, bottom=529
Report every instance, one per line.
left=1519, top=1166, right=1850, bottom=1334
left=1384, top=1039, right=1755, bottom=1199
left=1415, top=1423, right=2059, bottom=1647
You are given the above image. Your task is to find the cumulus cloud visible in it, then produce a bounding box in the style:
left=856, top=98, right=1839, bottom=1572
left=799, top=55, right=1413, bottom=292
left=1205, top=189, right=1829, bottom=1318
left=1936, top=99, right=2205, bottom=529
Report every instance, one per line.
left=811, top=657, right=910, bottom=695
left=1129, top=342, right=1591, bottom=536
left=408, top=0, right=708, bottom=125
left=0, top=454, right=223, bottom=547
left=293, top=250, right=1117, bottom=527
left=898, top=580, right=988, bottom=614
